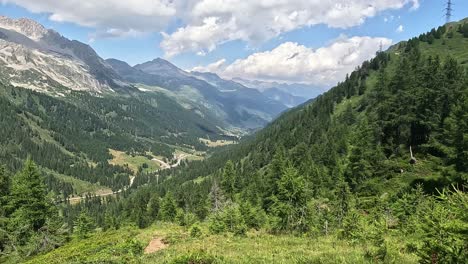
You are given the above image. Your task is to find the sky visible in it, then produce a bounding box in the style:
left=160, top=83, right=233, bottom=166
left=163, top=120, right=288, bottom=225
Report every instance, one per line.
left=0, top=0, right=467, bottom=89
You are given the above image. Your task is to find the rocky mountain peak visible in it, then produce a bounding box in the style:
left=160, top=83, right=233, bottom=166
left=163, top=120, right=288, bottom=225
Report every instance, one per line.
left=0, top=16, right=48, bottom=40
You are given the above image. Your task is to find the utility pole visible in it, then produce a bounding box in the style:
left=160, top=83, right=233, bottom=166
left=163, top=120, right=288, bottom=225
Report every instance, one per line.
left=445, top=0, right=453, bottom=23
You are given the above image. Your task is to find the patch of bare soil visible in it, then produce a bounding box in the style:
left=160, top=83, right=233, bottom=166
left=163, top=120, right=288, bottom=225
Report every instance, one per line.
left=144, top=237, right=167, bottom=254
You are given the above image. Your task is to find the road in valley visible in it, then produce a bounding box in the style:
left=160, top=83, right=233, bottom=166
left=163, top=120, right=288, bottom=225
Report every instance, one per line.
left=65, top=154, right=187, bottom=203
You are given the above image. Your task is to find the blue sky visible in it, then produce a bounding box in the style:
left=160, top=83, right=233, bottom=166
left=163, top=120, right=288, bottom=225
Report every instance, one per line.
left=1, top=0, right=467, bottom=86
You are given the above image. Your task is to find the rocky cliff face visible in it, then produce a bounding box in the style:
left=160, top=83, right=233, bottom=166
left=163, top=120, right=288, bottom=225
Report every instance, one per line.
left=0, top=16, right=129, bottom=94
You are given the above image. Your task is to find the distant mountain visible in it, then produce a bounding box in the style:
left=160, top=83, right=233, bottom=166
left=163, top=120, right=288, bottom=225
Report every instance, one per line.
left=0, top=16, right=131, bottom=94
left=107, top=58, right=288, bottom=130
left=232, top=77, right=325, bottom=99
left=0, top=15, right=288, bottom=132
left=260, top=87, right=308, bottom=108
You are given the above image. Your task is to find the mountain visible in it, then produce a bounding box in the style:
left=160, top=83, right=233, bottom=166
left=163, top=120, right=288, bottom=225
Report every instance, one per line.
left=232, top=77, right=326, bottom=99
left=107, top=58, right=288, bottom=130
left=0, top=16, right=287, bottom=133
left=0, top=16, right=131, bottom=94
left=260, top=87, right=308, bottom=107
left=190, top=71, right=308, bottom=108
left=0, top=16, right=235, bottom=200
left=3, top=14, right=468, bottom=264
left=29, top=19, right=465, bottom=263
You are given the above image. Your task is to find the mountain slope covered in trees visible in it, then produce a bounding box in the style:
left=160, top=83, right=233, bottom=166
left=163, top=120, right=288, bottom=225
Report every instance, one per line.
left=1, top=19, right=468, bottom=264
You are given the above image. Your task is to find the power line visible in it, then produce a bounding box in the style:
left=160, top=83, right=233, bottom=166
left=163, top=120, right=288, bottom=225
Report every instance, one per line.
left=445, top=0, right=453, bottom=23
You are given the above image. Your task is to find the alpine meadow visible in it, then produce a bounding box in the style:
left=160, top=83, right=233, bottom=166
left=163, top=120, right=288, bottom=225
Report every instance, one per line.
left=0, top=2, right=467, bottom=264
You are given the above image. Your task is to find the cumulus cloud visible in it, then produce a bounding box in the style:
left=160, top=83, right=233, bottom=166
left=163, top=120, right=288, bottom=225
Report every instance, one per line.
left=194, top=36, right=392, bottom=86
left=3, top=0, right=417, bottom=55
left=1, top=0, right=176, bottom=38
left=161, top=17, right=245, bottom=58
left=396, top=24, right=404, bottom=33
left=162, top=0, right=418, bottom=57
left=191, top=58, right=226, bottom=73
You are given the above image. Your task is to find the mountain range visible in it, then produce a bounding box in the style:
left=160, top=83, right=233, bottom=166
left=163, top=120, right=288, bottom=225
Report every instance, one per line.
left=0, top=16, right=311, bottom=133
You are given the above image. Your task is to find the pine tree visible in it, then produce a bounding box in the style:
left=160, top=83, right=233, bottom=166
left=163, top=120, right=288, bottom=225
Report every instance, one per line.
left=0, top=166, right=10, bottom=252
left=147, top=194, right=160, bottom=222
left=9, top=159, right=50, bottom=231
left=0, top=166, right=10, bottom=215
left=221, top=160, right=236, bottom=198
left=271, top=165, right=307, bottom=231
left=74, top=211, right=94, bottom=239
left=160, top=192, right=177, bottom=222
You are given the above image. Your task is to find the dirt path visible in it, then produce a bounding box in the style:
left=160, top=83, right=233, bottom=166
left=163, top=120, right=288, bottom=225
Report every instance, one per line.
left=152, top=154, right=187, bottom=169
left=63, top=154, right=187, bottom=203
left=66, top=175, right=135, bottom=203
left=144, top=237, right=167, bottom=254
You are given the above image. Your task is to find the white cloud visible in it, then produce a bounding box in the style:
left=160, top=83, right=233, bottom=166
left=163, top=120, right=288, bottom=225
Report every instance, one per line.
left=3, top=0, right=417, bottom=56
left=161, top=17, right=245, bottom=58
left=1, top=0, right=176, bottom=38
left=161, top=0, right=418, bottom=57
left=396, top=24, right=404, bottom=33
left=194, top=36, right=392, bottom=86
left=191, top=59, right=226, bottom=73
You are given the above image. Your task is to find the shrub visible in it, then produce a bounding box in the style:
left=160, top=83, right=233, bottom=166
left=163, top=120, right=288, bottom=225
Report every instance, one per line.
left=190, top=224, right=203, bottom=238
left=171, top=250, right=221, bottom=264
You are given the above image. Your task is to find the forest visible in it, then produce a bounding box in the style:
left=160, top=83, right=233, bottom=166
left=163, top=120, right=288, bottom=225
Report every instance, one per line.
left=0, top=20, right=467, bottom=264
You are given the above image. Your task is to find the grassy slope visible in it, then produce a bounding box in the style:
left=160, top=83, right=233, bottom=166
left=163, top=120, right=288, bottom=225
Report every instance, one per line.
left=24, top=20, right=468, bottom=264
left=108, top=149, right=160, bottom=174
left=26, top=222, right=418, bottom=264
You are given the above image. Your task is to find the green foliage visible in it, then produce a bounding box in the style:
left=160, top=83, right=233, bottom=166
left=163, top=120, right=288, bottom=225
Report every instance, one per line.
left=147, top=194, right=160, bottom=222
left=209, top=203, right=246, bottom=236
left=189, top=224, right=203, bottom=238
left=269, top=165, right=308, bottom=232
left=208, top=213, right=226, bottom=234
left=119, top=238, right=144, bottom=257
left=220, top=160, right=236, bottom=198
left=414, top=189, right=468, bottom=264
left=160, top=192, right=178, bottom=222
left=170, top=250, right=221, bottom=264
left=8, top=159, right=51, bottom=231
left=74, top=211, right=94, bottom=239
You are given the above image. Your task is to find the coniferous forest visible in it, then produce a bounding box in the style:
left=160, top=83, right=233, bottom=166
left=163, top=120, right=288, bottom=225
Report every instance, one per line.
left=0, top=15, right=467, bottom=264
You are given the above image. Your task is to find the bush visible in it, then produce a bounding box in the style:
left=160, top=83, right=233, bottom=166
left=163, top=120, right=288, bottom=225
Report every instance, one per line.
left=190, top=224, right=203, bottom=238
left=208, top=213, right=226, bottom=234
left=208, top=204, right=247, bottom=235
left=119, top=238, right=144, bottom=256
left=176, top=211, right=198, bottom=227
left=171, top=250, right=221, bottom=264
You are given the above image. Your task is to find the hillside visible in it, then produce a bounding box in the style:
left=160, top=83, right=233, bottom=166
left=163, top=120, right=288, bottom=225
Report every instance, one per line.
left=107, top=58, right=289, bottom=130
left=0, top=15, right=300, bottom=202
left=1, top=18, right=468, bottom=264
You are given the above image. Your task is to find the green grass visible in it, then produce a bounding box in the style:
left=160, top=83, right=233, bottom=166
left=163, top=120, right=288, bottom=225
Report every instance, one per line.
left=419, top=31, right=468, bottom=66
left=24, top=227, right=143, bottom=264
left=42, top=167, right=111, bottom=196
left=109, top=149, right=160, bottom=174
left=25, top=223, right=419, bottom=264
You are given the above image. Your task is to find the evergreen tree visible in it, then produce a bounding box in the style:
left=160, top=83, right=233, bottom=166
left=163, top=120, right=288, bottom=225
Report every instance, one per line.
left=9, top=159, right=50, bottom=231
left=221, top=160, right=236, bottom=198
left=271, top=165, right=307, bottom=232
left=0, top=166, right=10, bottom=252
left=74, top=211, right=94, bottom=239
left=147, top=194, right=160, bottom=222
left=160, top=192, right=177, bottom=222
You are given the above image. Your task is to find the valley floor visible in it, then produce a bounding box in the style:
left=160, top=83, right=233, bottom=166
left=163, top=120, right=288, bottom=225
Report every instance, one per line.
left=25, top=223, right=418, bottom=264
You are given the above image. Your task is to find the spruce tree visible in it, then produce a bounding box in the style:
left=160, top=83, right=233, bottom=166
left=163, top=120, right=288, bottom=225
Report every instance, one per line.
left=160, top=192, right=177, bottom=222
left=221, top=160, right=236, bottom=198
left=9, top=159, right=50, bottom=231
left=74, top=211, right=94, bottom=239
left=0, top=166, right=10, bottom=252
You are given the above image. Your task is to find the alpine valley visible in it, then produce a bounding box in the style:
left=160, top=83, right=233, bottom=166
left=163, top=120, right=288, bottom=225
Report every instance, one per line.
left=0, top=10, right=467, bottom=264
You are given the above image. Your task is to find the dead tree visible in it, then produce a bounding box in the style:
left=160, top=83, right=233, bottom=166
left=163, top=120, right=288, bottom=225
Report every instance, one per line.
left=409, top=146, right=417, bottom=164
